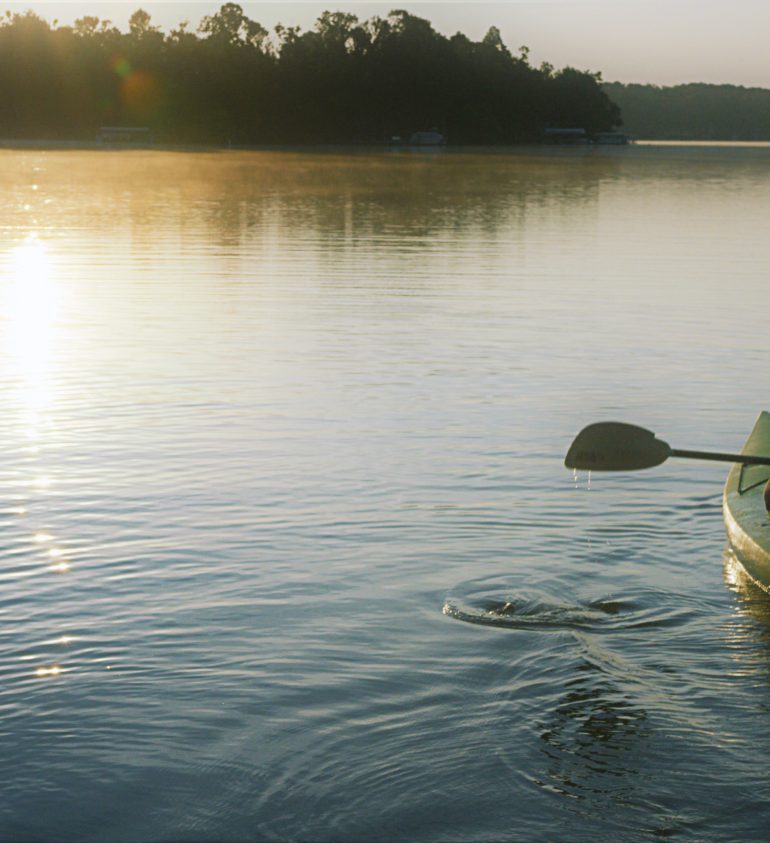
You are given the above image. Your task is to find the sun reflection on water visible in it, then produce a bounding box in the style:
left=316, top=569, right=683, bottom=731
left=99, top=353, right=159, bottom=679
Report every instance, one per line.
left=35, top=665, right=62, bottom=678
left=3, top=237, right=76, bottom=592
left=3, top=235, right=60, bottom=420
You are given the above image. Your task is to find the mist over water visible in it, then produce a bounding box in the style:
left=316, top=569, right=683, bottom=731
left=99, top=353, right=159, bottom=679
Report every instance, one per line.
left=2, top=144, right=770, bottom=840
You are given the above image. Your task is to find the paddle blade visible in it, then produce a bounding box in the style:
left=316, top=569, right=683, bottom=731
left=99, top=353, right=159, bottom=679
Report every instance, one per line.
left=565, top=422, right=672, bottom=471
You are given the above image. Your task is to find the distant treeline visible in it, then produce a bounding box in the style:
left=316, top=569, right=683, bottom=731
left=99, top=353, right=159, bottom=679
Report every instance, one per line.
left=0, top=5, right=620, bottom=144
left=604, top=82, right=770, bottom=140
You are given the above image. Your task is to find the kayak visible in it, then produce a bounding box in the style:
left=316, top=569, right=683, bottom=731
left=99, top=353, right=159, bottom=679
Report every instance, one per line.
left=723, top=411, right=770, bottom=592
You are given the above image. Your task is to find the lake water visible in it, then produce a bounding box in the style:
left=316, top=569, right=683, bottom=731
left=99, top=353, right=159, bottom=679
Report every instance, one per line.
left=1, top=144, right=770, bottom=841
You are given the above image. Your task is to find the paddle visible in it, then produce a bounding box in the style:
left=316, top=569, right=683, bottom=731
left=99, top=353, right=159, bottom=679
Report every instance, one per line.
left=565, top=421, right=770, bottom=471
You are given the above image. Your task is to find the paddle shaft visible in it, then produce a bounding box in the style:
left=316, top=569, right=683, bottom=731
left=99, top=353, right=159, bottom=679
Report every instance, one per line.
left=671, top=448, right=770, bottom=467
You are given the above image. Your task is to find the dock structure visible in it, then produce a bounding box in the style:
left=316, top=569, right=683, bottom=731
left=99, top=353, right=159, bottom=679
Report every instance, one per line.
left=543, top=127, right=588, bottom=145
left=97, top=126, right=154, bottom=146
left=543, top=128, right=631, bottom=145
left=408, top=131, right=447, bottom=146
left=592, top=132, right=631, bottom=145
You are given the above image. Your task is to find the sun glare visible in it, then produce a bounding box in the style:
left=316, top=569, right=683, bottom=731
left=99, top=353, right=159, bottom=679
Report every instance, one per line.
left=4, top=235, right=60, bottom=414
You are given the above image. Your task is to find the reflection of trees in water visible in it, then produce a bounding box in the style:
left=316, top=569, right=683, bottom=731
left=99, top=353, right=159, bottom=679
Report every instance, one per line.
left=242, top=152, right=610, bottom=242
left=13, top=147, right=770, bottom=257
left=150, top=150, right=620, bottom=251
left=9, top=150, right=619, bottom=244
left=7, top=149, right=626, bottom=271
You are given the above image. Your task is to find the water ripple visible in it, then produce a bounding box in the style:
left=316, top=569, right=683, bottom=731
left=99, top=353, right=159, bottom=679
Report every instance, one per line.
left=1, top=147, right=770, bottom=842
left=443, top=576, right=697, bottom=633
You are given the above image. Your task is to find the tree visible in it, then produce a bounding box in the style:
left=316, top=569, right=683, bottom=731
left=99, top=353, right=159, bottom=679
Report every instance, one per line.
left=314, top=11, right=360, bottom=51
left=73, top=16, right=100, bottom=37
left=128, top=9, right=159, bottom=40
left=198, top=3, right=268, bottom=50
left=482, top=26, right=509, bottom=56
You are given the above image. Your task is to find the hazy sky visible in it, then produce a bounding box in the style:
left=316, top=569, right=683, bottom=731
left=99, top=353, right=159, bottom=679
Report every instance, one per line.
left=6, top=1, right=770, bottom=87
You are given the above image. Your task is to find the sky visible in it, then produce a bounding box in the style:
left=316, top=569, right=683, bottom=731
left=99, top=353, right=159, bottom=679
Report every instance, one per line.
left=4, top=1, right=770, bottom=88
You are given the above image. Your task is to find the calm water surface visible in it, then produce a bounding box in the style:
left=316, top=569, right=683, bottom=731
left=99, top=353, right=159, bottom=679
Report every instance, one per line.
left=1, top=145, right=770, bottom=841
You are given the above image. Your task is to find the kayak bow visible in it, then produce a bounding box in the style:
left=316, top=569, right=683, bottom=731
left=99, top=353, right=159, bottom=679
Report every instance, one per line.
left=723, top=411, right=770, bottom=592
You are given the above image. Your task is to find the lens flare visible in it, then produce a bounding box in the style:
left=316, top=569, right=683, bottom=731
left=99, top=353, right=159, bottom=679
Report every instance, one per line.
left=110, top=54, right=163, bottom=121
left=122, top=69, right=163, bottom=120
left=112, top=55, right=132, bottom=78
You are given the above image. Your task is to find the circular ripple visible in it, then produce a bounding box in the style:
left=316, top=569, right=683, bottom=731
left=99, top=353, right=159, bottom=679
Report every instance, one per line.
left=443, top=576, right=698, bottom=633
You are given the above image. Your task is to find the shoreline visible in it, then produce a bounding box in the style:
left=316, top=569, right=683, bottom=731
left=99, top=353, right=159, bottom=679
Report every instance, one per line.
left=2, top=138, right=770, bottom=153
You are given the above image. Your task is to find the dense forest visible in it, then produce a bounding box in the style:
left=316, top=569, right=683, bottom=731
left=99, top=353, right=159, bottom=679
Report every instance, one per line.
left=0, top=5, right=621, bottom=144
left=604, top=82, right=770, bottom=140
